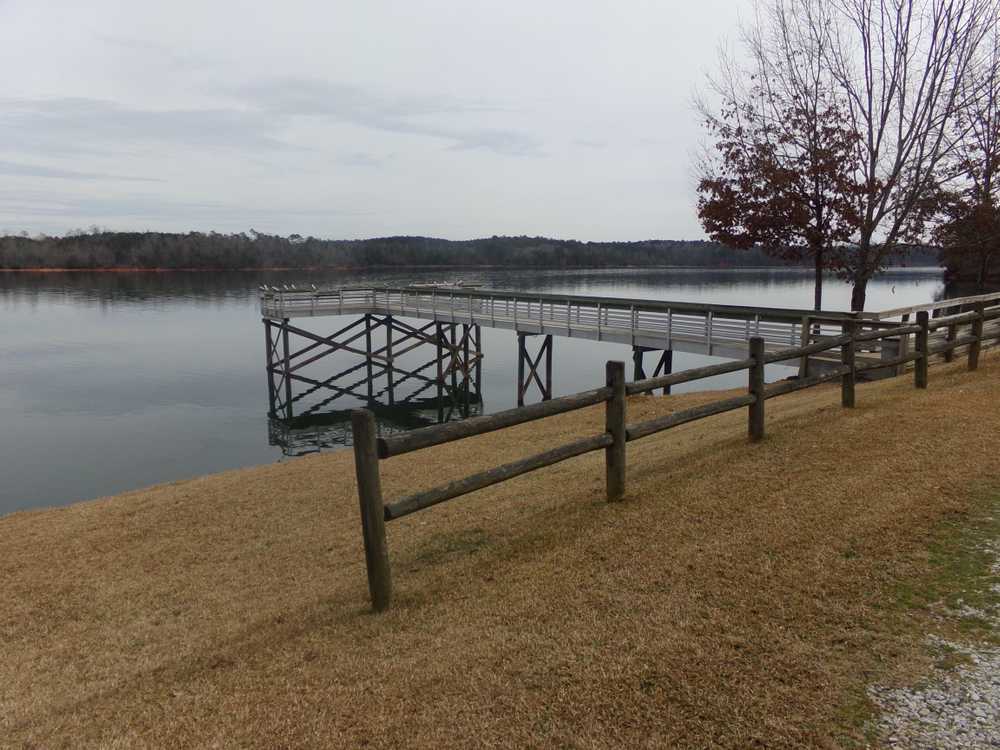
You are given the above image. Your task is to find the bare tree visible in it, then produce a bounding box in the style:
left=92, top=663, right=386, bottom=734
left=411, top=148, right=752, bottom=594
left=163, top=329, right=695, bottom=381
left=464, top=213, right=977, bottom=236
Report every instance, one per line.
left=697, top=0, right=861, bottom=311
left=936, top=30, right=1000, bottom=286
left=827, top=0, right=997, bottom=310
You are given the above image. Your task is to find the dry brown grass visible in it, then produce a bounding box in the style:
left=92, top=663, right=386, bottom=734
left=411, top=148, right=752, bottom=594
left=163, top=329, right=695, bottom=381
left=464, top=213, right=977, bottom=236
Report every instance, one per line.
left=3, top=353, right=1000, bottom=749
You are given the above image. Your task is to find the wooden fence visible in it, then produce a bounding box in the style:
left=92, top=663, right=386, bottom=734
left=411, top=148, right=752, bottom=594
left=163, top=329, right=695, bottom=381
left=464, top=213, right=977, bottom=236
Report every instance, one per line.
left=350, top=304, right=1000, bottom=611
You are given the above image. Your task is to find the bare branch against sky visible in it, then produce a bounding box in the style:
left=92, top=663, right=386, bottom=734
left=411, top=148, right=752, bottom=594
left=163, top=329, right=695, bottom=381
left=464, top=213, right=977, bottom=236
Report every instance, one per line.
left=0, top=0, right=753, bottom=239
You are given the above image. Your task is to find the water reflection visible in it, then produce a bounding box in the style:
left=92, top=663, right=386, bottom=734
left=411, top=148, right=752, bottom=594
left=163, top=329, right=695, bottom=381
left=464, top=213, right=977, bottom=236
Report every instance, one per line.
left=268, top=396, right=483, bottom=457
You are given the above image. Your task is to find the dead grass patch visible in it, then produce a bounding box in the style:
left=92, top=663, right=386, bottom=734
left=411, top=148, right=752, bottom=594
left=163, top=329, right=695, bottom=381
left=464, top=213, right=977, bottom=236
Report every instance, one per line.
left=3, top=353, right=1000, bottom=748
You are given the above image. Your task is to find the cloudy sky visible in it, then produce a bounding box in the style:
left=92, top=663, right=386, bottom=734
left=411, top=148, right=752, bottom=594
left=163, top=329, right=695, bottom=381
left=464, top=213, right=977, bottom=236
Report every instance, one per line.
left=0, top=0, right=752, bottom=240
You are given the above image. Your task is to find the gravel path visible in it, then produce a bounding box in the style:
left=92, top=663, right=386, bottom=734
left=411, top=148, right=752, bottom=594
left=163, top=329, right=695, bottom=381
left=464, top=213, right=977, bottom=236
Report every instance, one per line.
left=869, top=539, right=1000, bottom=748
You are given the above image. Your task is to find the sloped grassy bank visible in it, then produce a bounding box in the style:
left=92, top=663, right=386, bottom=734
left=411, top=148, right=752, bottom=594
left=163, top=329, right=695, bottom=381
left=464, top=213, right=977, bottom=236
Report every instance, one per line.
left=3, top=353, right=1000, bottom=748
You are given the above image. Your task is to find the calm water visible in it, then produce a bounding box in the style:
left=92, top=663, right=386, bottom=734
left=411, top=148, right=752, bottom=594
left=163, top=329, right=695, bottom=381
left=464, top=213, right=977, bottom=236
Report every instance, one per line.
left=0, top=266, right=946, bottom=515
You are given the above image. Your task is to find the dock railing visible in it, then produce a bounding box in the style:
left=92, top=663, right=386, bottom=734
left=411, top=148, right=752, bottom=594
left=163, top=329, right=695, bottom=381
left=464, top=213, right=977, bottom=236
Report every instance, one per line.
left=351, top=303, right=1000, bottom=611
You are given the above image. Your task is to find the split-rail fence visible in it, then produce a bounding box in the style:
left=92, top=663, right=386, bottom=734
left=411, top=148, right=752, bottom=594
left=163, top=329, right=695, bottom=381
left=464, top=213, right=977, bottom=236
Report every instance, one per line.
left=351, top=301, right=1000, bottom=611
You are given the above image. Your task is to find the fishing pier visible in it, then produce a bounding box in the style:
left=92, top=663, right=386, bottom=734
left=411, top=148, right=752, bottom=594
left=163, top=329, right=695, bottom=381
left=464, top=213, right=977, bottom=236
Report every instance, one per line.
left=260, top=286, right=1000, bottom=434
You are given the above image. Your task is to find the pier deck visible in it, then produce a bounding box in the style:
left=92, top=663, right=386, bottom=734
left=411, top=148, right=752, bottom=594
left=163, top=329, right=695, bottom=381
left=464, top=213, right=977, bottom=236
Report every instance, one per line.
left=261, top=286, right=855, bottom=362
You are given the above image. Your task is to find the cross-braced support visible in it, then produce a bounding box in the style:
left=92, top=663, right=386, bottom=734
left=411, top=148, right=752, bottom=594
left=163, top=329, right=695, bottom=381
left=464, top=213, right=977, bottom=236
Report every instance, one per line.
left=632, top=346, right=673, bottom=394
left=517, top=332, right=553, bottom=406
left=264, top=315, right=482, bottom=422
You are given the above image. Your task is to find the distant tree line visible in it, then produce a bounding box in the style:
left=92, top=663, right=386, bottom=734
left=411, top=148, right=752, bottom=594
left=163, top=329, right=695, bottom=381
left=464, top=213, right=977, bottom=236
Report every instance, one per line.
left=0, top=230, right=937, bottom=271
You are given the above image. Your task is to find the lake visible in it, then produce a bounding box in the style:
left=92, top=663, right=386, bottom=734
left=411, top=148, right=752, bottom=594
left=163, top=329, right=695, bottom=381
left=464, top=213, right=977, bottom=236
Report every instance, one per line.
left=0, top=266, right=946, bottom=516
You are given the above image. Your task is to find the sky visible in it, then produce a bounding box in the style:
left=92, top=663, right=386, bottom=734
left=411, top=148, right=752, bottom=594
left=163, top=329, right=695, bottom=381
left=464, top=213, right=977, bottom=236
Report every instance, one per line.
left=0, top=0, right=753, bottom=241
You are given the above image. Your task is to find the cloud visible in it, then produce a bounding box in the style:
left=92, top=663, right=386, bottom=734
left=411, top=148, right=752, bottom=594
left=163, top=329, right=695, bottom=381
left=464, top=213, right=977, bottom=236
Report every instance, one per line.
left=0, top=97, right=303, bottom=156
left=333, top=152, right=386, bottom=168
left=233, top=78, right=544, bottom=157
left=0, top=159, right=162, bottom=182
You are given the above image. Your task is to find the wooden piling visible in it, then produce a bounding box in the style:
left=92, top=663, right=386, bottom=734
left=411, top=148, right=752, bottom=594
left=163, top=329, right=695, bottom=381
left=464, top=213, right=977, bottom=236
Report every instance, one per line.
left=915, top=311, right=929, bottom=389
left=798, top=315, right=811, bottom=378
left=517, top=333, right=526, bottom=406
left=841, top=319, right=856, bottom=408
left=605, top=360, right=626, bottom=501
left=748, top=337, right=765, bottom=441
left=385, top=315, right=395, bottom=405
left=661, top=350, right=674, bottom=395
left=350, top=409, right=392, bottom=612
left=970, top=304, right=984, bottom=371
left=263, top=318, right=277, bottom=413
left=281, top=319, right=293, bottom=419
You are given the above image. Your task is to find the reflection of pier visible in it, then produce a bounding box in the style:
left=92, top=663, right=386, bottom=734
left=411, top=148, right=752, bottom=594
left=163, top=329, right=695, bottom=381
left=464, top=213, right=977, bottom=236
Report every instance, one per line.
left=268, top=396, right=483, bottom=457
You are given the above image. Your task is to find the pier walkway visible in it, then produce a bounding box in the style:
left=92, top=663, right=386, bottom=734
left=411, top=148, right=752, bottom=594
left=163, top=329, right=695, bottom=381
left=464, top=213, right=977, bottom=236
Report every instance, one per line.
left=259, top=285, right=1000, bottom=420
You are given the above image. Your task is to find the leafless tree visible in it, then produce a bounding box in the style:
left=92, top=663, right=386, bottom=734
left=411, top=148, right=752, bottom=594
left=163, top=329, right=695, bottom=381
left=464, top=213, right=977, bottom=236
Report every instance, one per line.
left=827, top=0, right=997, bottom=310
left=935, top=30, right=1000, bottom=286
left=696, top=0, right=861, bottom=310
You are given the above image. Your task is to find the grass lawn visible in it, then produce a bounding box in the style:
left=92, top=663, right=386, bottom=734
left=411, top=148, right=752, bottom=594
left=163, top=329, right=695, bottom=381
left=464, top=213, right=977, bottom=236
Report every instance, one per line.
left=3, top=352, right=1000, bottom=748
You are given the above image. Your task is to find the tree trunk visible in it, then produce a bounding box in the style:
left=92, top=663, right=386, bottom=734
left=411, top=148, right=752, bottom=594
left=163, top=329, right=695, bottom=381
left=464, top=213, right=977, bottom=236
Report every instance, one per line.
left=978, top=251, right=993, bottom=289
left=813, top=247, right=824, bottom=311
left=850, top=276, right=868, bottom=312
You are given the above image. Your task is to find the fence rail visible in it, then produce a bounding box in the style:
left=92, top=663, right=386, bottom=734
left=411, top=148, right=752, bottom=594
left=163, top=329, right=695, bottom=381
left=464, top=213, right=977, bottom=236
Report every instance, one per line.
left=351, top=303, right=1000, bottom=611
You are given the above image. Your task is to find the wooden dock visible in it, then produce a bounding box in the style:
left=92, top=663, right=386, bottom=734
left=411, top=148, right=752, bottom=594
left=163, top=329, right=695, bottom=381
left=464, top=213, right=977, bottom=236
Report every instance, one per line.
left=260, top=286, right=1000, bottom=419
left=261, top=286, right=851, bottom=360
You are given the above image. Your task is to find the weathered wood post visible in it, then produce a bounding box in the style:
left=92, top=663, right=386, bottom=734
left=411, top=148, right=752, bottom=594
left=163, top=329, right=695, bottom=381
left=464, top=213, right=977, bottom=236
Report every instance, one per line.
left=281, top=319, right=293, bottom=420
left=969, top=303, right=984, bottom=371
left=350, top=409, right=392, bottom=612
left=915, top=311, right=929, bottom=389
left=605, top=360, right=626, bottom=501
left=748, top=337, right=765, bottom=441
left=945, top=314, right=957, bottom=363
left=516, top=332, right=526, bottom=406
left=263, top=318, right=277, bottom=414
left=841, top=319, right=856, bottom=408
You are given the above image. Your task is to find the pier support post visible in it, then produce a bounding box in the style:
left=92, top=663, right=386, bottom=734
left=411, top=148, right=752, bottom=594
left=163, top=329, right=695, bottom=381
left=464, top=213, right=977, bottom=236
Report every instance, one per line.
left=281, top=319, right=293, bottom=420
left=516, top=332, right=553, bottom=406
left=264, top=318, right=277, bottom=415
left=384, top=314, right=395, bottom=405
left=748, top=337, right=765, bottom=442
left=798, top=315, right=811, bottom=378
left=632, top=346, right=673, bottom=394
left=365, top=313, right=374, bottom=402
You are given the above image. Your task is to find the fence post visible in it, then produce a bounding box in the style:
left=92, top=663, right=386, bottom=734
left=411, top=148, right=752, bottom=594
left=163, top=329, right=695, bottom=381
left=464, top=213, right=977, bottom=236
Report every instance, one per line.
left=841, top=319, right=856, bottom=408
left=748, top=337, right=765, bottom=441
left=969, top=303, right=984, bottom=371
left=915, top=311, right=929, bottom=389
left=350, top=409, right=392, bottom=612
left=605, top=360, right=626, bottom=501
left=945, top=321, right=957, bottom=363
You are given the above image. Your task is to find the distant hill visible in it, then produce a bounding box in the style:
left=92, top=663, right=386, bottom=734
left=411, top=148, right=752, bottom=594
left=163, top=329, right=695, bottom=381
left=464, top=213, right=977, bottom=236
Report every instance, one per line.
left=0, top=230, right=942, bottom=270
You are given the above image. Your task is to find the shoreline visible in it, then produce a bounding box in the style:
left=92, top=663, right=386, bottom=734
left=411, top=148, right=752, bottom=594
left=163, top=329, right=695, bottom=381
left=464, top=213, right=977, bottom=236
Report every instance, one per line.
left=0, top=263, right=944, bottom=274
